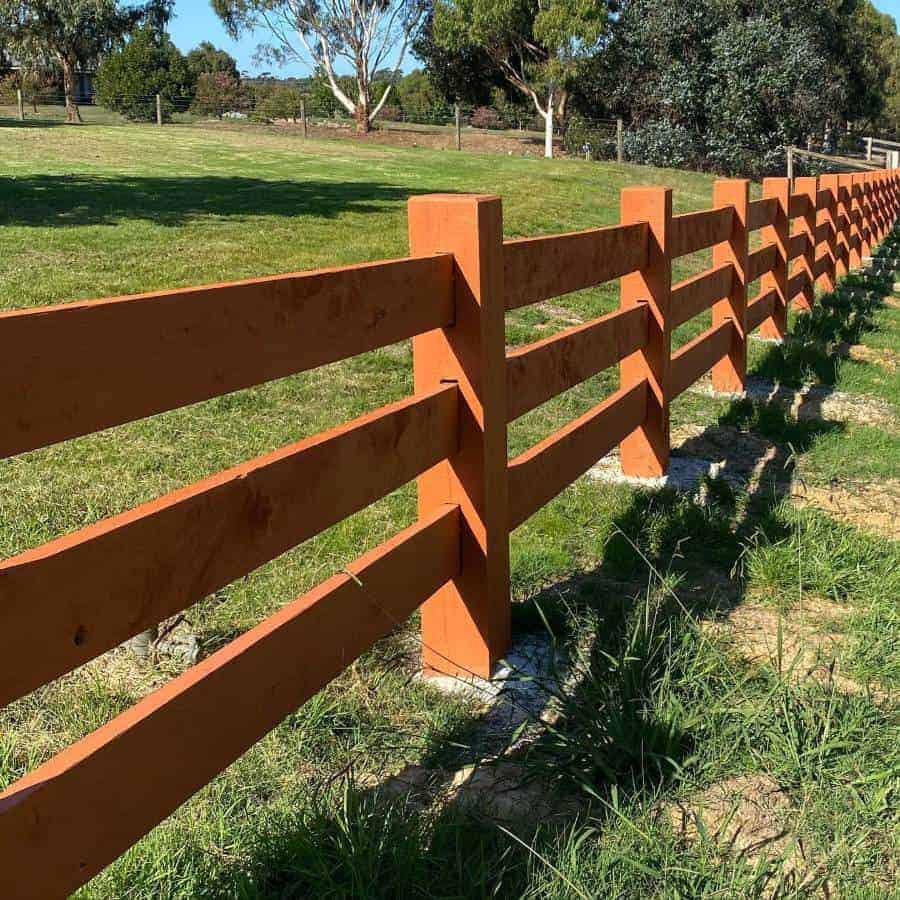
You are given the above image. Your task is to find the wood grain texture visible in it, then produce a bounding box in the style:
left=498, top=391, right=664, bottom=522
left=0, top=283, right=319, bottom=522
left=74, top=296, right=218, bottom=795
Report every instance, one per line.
left=508, top=381, right=647, bottom=529
left=747, top=243, right=778, bottom=283
left=670, top=321, right=733, bottom=399
left=0, top=504, right=461, bottom=900
left=671, top=263, right=733, bottom=328
left=503, top=222, right=649, bottom=310
left=505, top=304, right=648, bottom=420
left=669, top=207, right=733, bottom=259
left=0, top=385, right=458, bottom=707
left=0, top=254, right=454, bottom=458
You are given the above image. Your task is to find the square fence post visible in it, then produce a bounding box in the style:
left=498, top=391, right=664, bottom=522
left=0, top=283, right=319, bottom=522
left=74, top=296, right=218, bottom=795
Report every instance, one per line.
left=408, top=194, right=510, bottom=680
left=875, top=172, right=886, bottom=243
left=760, top=177, right=789, bottom=340
left=794, top=176, right=817, bottom=312
left=712, top=179, right=749, bottom=392
left=818, top=174, right=839, bottom=294
left=849, top=174, right=863, bottom=269
left=860, top=174, right=873, bottom=258
left=837, top=175, right=853, bottom=276
left=619, top=186, right=672, bottom=477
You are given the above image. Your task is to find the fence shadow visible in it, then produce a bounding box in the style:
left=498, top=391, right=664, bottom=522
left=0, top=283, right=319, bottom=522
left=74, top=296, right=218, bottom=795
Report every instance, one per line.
left=185, top=251, right=900, bottom=899
left=0, top=174, right=440, bottom=228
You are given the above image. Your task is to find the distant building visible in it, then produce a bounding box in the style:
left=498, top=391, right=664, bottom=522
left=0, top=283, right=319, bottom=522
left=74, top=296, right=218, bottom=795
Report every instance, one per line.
left=2, top=59, right=95, bottom=103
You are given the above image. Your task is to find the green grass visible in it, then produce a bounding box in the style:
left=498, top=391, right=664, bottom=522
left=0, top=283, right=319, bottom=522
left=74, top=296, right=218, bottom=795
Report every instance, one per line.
left=0, top=122, right=898, bottom=897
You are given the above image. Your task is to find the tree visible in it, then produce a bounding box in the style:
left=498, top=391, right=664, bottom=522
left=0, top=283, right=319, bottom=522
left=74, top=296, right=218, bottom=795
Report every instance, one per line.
left=95, top=24, right=191, bottom=121
left=185, top=41, right=240, bottom=83
left=433, top=0, right=613, bottom=157
left=0, top=0, right=170, bottom=123
left=211, top=0, right=427, bottom=133
left=191, top=71, right=247, bottom=118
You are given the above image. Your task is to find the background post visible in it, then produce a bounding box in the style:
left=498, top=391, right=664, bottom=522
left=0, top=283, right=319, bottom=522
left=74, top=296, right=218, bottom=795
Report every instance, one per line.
left=619, top=186, right=672, bottom=476
left=818, top=174, right=839, bottom=293
left=409, top=194, right=510, bottom=680
left=455, top=104, right=462, bottom=151
left=17, top=88, right=24, bottom=121
left=712, top=179, right=748, bottom=392
left=617, top=118, right=624, bottom=163
left=794, top=176, right=817, bottom=312
left=760, top=177, right=789, bottom=340
left=156, top=93, right=162, bottom=126
left=301, top=100, right=308, bottom=138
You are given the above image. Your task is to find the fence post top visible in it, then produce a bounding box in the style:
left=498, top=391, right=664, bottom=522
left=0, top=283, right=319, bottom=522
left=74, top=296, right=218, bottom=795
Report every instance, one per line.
left=408, top=193, right=501, bottom=208
left=620, top=184, right=672, bottom=199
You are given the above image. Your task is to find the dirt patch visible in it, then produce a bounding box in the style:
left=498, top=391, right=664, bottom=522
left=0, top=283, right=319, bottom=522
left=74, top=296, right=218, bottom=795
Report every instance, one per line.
left=293, top=119, right=555, bottom=157
left=884, top=296, right=900, bottom=309
left=705, top=600, right=876, bottom=696
left=845, top=343, right=900, bottom=372
left=374, top=760, right=580, bottom=823
left=793, top=480, right=900, bottom=540
left=667, top=774, right=803, bottom=873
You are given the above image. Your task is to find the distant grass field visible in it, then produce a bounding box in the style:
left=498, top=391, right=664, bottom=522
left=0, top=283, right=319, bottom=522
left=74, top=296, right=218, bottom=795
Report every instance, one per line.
left=0, top=121, right=897, bottom=898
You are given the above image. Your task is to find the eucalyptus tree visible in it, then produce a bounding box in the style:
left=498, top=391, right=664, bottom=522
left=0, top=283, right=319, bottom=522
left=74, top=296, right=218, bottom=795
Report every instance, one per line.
left=433, top=0, right=613, bottom=157
left=212, top=0, right=428, bottom=133
left=1, top=0, right=170, bottom=123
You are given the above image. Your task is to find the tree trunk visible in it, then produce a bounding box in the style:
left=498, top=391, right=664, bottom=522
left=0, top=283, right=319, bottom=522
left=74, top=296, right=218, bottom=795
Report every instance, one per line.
left=544, top=89, right=554, bottom=159
left=356, top=98, right=370, bottom=134
left=60, top=57, right=82, bottom=125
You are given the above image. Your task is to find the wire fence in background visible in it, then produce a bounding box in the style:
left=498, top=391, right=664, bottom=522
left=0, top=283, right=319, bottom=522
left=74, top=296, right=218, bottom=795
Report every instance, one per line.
left=0, top=88, right=626, bottom=160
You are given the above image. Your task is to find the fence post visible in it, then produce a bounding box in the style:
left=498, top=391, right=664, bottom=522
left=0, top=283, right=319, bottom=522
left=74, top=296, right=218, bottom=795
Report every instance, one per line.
left=619, top=186, right=672, bottom=476
left=712, top=179, right=749, bottom=392
left=455, top=104, right=462, bottom=151
left=794, top=176, right=817, bottom=312
left=848, top=174, right=863, bottom=270
left=818, top=174, right=839, bottom=294
left=617, top=118, right=624, bottom=164
left=836, top=175, right=852, bottom=277
left=17, top=89, right=24, bottom=121
left=760, top=177, right=789, bottom=340
left=408, top=194, right=510, bottom=680
left=866, top=136, right=873, bottom=162
left=786, top=146, right=794, bottom=185
left=156, top=94, right=162, bottom=127
left=301, top=100, right=308, bottom=138
left=860, top=173, right=873, bottom=260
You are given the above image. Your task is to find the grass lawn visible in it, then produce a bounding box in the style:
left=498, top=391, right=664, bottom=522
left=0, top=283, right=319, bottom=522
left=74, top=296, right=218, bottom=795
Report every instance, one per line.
left=1, top=121, right=898, bottom=898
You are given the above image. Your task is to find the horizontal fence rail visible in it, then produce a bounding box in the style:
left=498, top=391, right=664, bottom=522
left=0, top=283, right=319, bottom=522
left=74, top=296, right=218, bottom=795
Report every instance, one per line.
left=503, top=222, right=648, bottom=310
left=0, top=255, right=455, bottom=457
left=3, top=169, right=898, bottom=897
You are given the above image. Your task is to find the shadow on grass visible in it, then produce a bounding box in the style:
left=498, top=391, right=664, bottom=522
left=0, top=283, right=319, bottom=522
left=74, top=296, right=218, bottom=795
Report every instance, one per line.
left=0, top=118, right=67, bottom=129
left=751, top=264, right=894, bottom=388
left=0, top=174, right=440, bottom=228
left=187, top=244, right=897, bottom=899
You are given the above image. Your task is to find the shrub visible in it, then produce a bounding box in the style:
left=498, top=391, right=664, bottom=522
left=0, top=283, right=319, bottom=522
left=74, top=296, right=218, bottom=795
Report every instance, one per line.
left=469, top=106, right=501, bottom=129
left=623, top=120, right=701, bottom=169
left=191, top=72, right=248, bottom=118
left=96, top=26, right=191, bottom=122
left=257, top=87, right=305, bottom=122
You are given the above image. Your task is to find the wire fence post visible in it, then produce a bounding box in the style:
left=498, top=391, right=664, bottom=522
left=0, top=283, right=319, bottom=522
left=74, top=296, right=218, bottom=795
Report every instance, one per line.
left=866, top=136, right=873, bottom=161
left=617, top=117, right=624, bottom=164
left=408, top=194, right=510, bottom=680
left=455, top=103, right=461, bottom=151
left=156, top=94, right=162, bottom=126
left=17, top=89, right=24, bottom=121
left=786, top=146, right=794, bottom=185
left=619, top=186, right=672, bottom=476
left=301, top=100, right=308, bottom=138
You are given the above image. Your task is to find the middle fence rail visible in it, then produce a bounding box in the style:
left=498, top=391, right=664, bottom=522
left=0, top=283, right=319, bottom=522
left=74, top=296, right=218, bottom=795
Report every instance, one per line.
left=1, top=170, right=898, bottom=898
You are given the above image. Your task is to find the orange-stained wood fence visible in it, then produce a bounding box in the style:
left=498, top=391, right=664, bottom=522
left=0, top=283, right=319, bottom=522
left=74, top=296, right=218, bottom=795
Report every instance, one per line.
left=2, top=170, right=898, bottom=898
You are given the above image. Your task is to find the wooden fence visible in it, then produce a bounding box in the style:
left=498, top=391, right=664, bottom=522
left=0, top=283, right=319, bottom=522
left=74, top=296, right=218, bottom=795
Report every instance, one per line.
left=1, top=170, right=898, bottom=897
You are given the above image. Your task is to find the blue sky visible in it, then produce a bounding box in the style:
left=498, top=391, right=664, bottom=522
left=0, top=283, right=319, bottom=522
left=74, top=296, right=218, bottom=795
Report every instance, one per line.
left=168, top=0, right=900, bottom=79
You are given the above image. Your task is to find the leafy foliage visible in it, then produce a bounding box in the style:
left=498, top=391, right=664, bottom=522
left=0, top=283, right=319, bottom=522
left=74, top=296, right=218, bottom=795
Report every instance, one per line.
left=95, top=25, right=191, bottom=121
